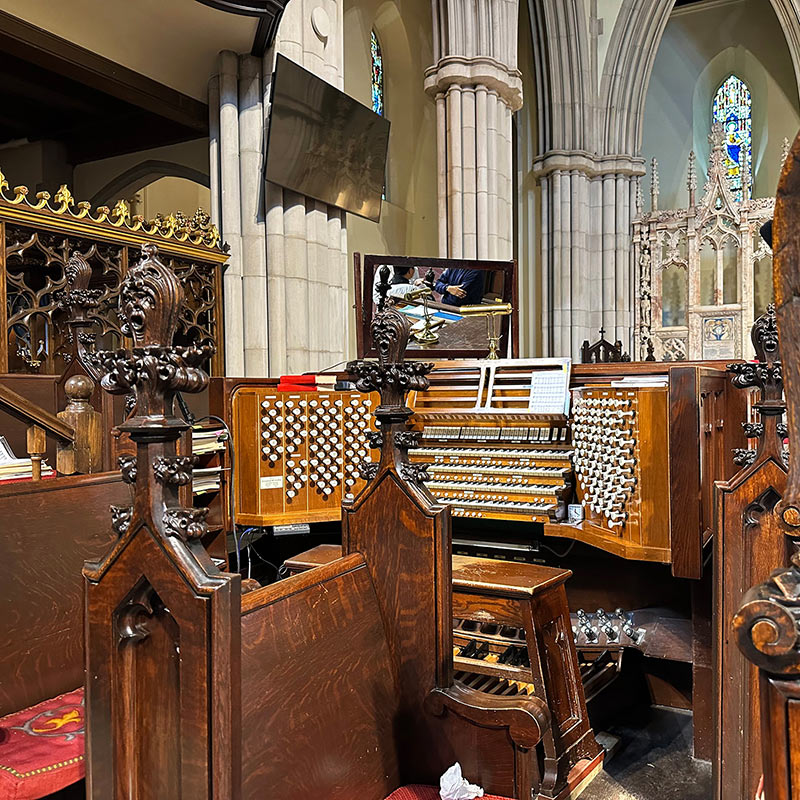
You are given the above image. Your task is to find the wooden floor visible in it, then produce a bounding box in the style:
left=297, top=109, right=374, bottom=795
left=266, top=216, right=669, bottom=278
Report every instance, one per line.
left=582, top=707, right=711, bottom=800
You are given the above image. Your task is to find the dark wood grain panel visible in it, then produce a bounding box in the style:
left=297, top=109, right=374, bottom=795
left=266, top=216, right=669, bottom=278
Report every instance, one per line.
left=343, top=472, right=453, bottom=784
left=669, top=366, right=702, bottom=578
left=240, top=556, right=400, bottom=800
left=0, top=471, right=127, bottom=716
left=715, top=459, right=788, bottom=799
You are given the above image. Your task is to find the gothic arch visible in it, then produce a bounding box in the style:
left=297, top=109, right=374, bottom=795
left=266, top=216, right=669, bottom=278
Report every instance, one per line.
left=528, top=0, right=592, bottom=153
left=600, top=0, right=673, bottom=155
left=90, top=160, right=210, bottom=208
left=599, top=0, right=800, bottom=158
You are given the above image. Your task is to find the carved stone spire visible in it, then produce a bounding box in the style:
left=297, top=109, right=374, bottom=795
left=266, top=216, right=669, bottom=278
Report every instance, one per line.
left=740, top=144, right=751, bottom=203
left=650, top=158, right=659, bottom=212
left=687, top=150, right=697, bottom=207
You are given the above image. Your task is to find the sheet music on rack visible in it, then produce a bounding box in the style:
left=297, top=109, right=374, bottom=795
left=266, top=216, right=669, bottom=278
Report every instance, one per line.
left=0, top=436, right=15, bottom=463
left=527, top=358, right=572, bottom=415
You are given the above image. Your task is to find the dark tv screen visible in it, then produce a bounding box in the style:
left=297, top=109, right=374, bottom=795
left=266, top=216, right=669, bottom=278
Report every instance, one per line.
left=265, top=54, right=390, bottom=222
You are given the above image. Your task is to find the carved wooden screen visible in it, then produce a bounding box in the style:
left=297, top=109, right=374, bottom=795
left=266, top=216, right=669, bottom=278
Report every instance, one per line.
left=0, top=171, right=227, bottom=376
left=633, top=124, right=779, bottom=362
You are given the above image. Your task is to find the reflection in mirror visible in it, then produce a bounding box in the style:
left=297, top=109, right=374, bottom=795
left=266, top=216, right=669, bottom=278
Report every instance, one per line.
left=662, top=264, right=687, bottom=327
left=700, top=239, right=716, bottom=305
left=356, top=254, right=517, bottom=358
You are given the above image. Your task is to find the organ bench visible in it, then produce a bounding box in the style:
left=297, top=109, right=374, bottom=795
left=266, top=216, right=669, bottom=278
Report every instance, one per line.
left=285, top=545, right=603, bottom=799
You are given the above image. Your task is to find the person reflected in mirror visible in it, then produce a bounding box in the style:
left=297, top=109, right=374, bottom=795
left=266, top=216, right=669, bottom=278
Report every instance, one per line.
left=434, top=267, right=485, bottom=306
left=372, top=265, right=424, bottom=305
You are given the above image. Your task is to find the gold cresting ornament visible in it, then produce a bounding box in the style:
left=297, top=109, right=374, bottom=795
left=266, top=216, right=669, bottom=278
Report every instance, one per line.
left=0, top=168, right=222, bottom=250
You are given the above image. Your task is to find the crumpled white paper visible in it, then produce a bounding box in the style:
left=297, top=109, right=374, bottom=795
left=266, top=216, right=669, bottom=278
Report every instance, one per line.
left=439, top=762, right=484, bottom=800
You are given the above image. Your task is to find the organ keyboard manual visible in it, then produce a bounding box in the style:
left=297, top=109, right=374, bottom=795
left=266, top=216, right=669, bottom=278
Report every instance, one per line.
left=407, top=358, right=573, bottom=523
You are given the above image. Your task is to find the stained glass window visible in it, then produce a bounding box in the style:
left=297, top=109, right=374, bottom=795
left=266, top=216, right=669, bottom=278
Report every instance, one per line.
left=712, top=75, right=752, bottom=202
left=371, top=30, right=384, bottom=116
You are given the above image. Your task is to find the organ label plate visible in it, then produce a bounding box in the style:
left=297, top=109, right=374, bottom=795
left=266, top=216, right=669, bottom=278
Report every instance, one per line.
left=260, top=475, right=284, bottom=490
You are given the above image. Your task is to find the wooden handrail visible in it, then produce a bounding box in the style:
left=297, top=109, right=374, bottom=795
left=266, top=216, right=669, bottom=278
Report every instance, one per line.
left=0, top=383, right=74, bottom=443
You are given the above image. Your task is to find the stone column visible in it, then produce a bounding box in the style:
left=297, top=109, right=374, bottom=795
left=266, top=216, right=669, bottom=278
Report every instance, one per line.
left=426, top=0, right=522, bottom=260
left=262, top=0, right=348, bottom=376
left=533, top=153, right=645, bottom=358
left=209, top=0, right=348, bottom=377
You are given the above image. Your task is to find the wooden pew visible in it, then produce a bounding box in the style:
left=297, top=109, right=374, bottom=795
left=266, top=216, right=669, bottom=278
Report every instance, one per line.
left=84, top=248, right=548, bottom=799
left=734, top=130, right=800, bottom=800
left=0, top=470, right=128, bottom=717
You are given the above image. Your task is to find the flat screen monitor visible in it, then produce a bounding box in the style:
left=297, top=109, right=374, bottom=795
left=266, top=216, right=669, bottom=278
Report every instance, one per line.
left=265, top=54, right=390, bottom=222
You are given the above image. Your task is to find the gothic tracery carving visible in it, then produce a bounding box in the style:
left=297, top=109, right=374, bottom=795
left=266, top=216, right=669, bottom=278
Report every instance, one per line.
left=633, top=124, right=774, bottom=361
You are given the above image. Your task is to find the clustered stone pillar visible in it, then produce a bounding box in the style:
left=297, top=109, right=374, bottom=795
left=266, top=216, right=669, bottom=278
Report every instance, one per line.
left=426, top=0, right=522, bottom=261
left=209, top=0, right=348, bottom=377
left=533, top=155, right=644, bottom=358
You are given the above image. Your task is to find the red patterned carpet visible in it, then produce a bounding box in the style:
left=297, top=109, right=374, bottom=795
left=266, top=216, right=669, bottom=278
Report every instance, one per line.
left=0, top=688, right=85, bottom=800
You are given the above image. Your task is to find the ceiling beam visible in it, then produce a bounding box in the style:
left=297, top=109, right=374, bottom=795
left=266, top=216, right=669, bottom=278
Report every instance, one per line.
left=0, top=11, right=208, bottom=134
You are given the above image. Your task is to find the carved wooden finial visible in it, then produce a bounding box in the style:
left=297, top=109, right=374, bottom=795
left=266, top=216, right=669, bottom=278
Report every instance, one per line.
left=687, top=150, right=697, bottom=207
left=86, top=243, right=213, bottom=544
left=376, top=264, right=391, bottom=312
left=346, top=289, right=432, bottom=486
left=90, top=244, right=211, bottom=422
left=55, top=252, right=104, bottom=375
left=728, top=305, right=783, bottom=466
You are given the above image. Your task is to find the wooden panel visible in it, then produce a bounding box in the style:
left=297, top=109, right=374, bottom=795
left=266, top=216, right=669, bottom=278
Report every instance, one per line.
left=343, top=473, right=452, bottom=785
left=240, top=555, right=399, bottom=800
left=669, top=367, right=702, bottom=578
left=0, top=471, right=128, bottom=715
left=715, top=459, right=788, bottom=800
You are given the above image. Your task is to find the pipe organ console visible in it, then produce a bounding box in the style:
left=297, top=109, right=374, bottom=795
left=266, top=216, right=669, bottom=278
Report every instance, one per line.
left=259, top=358, right=745, bottom=767
left=404, top=360, right=743, bottom=579
left=215, top=359, right=744, bottom=581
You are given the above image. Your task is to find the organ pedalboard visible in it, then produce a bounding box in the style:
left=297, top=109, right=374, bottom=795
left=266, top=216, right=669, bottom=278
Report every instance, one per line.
left=408, top=359, right=574, bottom=523
left=453, top=607, right=648, bottom=705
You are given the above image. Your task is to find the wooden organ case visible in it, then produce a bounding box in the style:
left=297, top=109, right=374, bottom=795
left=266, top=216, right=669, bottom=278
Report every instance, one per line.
left=406, top=359, right=744, bottom=578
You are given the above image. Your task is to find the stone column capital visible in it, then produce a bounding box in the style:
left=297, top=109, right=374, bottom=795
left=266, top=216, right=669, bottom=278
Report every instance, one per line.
left=424, top=56, right=523, bottom=111
left=532, top=150, right=646, bottom=181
